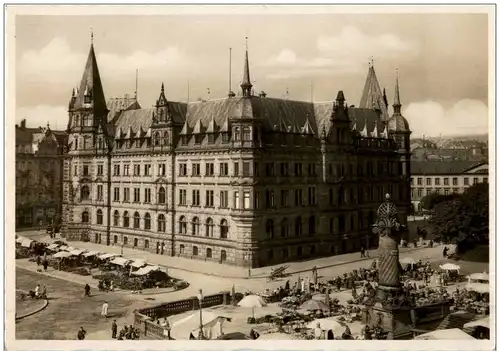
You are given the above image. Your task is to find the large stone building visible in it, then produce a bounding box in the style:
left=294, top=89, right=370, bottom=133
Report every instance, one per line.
left=410, top=160, right=488, bottom=212
left=16, top=119, right=67, bottom=229
left=62, top=39, right=412, bottom=268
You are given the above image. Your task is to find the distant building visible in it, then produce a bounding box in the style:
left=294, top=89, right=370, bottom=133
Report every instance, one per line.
left=15, top=119, right=67, bottom=229
left=410, top=160, right=488, bottom=212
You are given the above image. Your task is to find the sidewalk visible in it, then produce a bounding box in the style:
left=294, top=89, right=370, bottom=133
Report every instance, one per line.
left=19, top=230, right=434, bottom=280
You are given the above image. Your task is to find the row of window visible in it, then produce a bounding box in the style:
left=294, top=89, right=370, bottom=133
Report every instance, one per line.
left=412, top=176, right=487, bottom=186
left=412, top=187, right=461, bottom=198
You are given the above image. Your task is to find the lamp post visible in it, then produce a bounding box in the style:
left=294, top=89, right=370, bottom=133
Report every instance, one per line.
left=197, top=289, right=204, bottom=340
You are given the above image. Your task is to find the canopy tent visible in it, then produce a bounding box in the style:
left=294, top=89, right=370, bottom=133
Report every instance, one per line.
left=464, top=317, right=490, bottom=329
left=466, top=283, right=490, bottom=294
left=110, top=257, right=131, bottom=266
left=132, top=265, right=160, bottom=276
left=83, top=251, right=100, bottom=257
left=439, top=263, right=460, bottom=271
left=16, top=237, right=24, bottom=244
left=400, top=257, right=417, bottom=265
left=130, top=259, right=146, bottom=268
left=98, top=253, right=117, bottom=260
left=46, top=243, right=60, bottom=250
left=69, top=249, right=86, bottom=256
left=306, top=317, right=345, bottom=334
left=53, top=251, right=72, bottom=258
left=299, top=299, right=329, bottom=312
left=238, top=295, right=267, bottom=308
left=415, top=328, right=475, bottom=340
left=59, top=246, right=68, bottom=251
left=170, top=311, right=231, bottom=340
left=467, top=273, right=489, bottom=284
left=21, top=239, right=33, bottom=248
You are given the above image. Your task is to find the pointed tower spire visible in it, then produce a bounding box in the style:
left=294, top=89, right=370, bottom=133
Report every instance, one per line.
left=359, top=60, right=389, bottom=121
left=393, top=69, right=402, bottom=115
left=240, top=37, right=253, bottom=97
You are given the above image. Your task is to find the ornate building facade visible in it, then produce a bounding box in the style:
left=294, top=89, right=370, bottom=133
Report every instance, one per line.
left=16, top=120, right=67, bottom=229
left=62, top=39, right=412, bottom=268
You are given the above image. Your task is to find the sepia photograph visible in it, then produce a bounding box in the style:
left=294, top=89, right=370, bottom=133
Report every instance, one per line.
left=6, top=4, right=495, bottom=349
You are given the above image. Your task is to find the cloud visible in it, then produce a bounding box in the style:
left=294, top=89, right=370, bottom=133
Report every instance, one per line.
left=265, top=26, right=418, bottom=79
left=18, top=38, right=191, bottom=85
left=16, top=105, right=68, bottom=131
left=403, top=99, right=489, bottom=137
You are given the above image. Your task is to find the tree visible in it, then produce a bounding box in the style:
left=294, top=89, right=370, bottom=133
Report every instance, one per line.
left=429, top=182, right=489, bottom=252
left=421, top=191, right=459, bottom=210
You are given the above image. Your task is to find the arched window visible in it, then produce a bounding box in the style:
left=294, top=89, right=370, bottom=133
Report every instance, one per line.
left=133, top=212, right=141, bottom=229
left=113, top=210, right=120, bottom=226
left=123, top=236, right=128, bottom=245
left=308, top=215, right=316, bottom=235
left=205, top=217, right=214, bottom=237
left=295, top=217, right=302, bottom=236
left=123, top=211, right=130, bottom=228
left=193, top=246, right=199, bottom=256
left=158, top=187, right=166, bottom=204
left=179, top=216, right=187, bottom=234
left=81, top=211, right=89, bottom=223
left=144, top=240, right=149, bottom=249
left=163, top=131, right=169, bottom=146
left=144, top=213, right=151, bottom=230
left=221, top=250, right=227, bottom=262
left=220, top=219, right=229, bottom=239
left=96, top=209, right=103, bottom=225
left=179, top=244, right=185, bottom=254
left=192, top=217, right=200, bottom=236
left=234, top=127, right=241, bottom=141
left=265, top=219, right=275, bottom=239
left=206, top=248, right=212, bottom=258
left=113, top=235, right=118, bottom=244
left=242, top=127, right=251, bottom=141
left=81, top=186, right=90, bottom=200
left=154, top=132, right=161, bottom=146
left=280, top=218, right=289, bottom=238
left=158, top=214, right=166, bottom=232
left=134, top=238, right=138, bottom=247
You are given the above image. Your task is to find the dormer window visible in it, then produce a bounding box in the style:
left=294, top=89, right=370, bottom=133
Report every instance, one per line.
left=195, top=134, right=203, bottom=144
left=181, top=135, right=188, bottom=145
left=243, top=127, right=251, bottom=141
left=135, top=139, right=141, bottom=148
left=221, top=132, right=229, bottom=144
left=208, top=133, right=215, bottom=144
left=154, top=132, right=161, bottom=146
left=234, top=127, right=241, bottom=141
left=128, top=139, right=133, bottom=148
left=84, top=95, right=91, bottom=104
left=163, top=131, right=169, bottom=146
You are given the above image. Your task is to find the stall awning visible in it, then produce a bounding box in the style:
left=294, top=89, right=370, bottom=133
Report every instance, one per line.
left=466, top=283, right=490, bottom=294
left=69, top=249, right=85, bottom=256
left=110, top=257, right=131, bottom=266
left=21, top=239, right=33, bottom=248
left=468, top=272, right=489, bottom=281
left=98, top=253, right=117, bottom=260
left=83, top=251, right=100, bottom=257
left=53, top=251, right=72, bottom=258
left=59, top=246, right=69, bottom=251
left=46, top=244, right=60, bottom=250
left=464, top=317, right=490, bottom=329
left=64, top=246, right=76, bottom=252
left=132, top=265, right=160, bottom=276
left=130, top=259, right=146, bottom=268
left=16, top=237, right=24, bottom=243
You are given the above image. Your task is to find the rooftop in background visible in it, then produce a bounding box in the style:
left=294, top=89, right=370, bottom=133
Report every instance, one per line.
left=411, top=160, right=488, bottom=175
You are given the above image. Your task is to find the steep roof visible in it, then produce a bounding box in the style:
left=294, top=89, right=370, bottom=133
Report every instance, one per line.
left=359, top=65, right=390, bottom=121
left=411, top=161, right=488, bottom=175
left=107, top=97, right=141, bottom=122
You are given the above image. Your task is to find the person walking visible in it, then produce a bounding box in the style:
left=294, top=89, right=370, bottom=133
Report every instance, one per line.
left=77, top=327, right=87, bottom=340
left=101, top=301, right=109, bottom=319
left=43, top=259, right=48, bottom=272
left=34, top=284, right=40, bottom=298
left=360, top=247, right=366, bottom=258
left=84, top=284, right=91, bottom=297
left=111, top=320, right=118, bottom=339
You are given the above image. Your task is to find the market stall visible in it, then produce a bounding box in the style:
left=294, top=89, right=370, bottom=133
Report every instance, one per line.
left=415, top=328, right=475, bottom=340
left=170, top=311, right=231, bottom=340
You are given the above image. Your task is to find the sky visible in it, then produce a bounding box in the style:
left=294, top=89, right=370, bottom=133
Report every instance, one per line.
left=14, top=9, right=490, bottom=137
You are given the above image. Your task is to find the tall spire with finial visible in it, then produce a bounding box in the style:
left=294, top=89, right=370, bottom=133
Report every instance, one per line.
left=90, top=27, right=94, bottom=45
left=393, top=69, right=402, bottom=115
left=359, top=57, right=389, bottom=121
left=240, top=37, right=253, bottom=97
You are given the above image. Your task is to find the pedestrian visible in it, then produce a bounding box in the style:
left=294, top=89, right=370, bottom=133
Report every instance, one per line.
left=327, top=329, right=335, bottom=340
left=314, top=322, right=324, bottom=339
left=312, top=266, right=318, bottom=285
left=77, top=327, right=87, bottom=340
left=41, top=285, right=47, bottom=298
left=84, top=284, right=91, bottom=297
left=360, top=246, right=365, bottom=258
left=111, top=319, right=117, bottom=339
left=34, top=284, right=40, bottom=297
left=101, top=301, right=109, bottom=318
left=36, top=255, right=41, bottom=266
left=43, top=260, right=48, bottom=271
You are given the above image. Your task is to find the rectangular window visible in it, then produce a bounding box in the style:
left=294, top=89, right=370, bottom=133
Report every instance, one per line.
left=253, top=162, right=260, bottom=176
left=329, top=188, right=334, bottom=205
left=144, top=188, right=151, bottom=203
left=234, top=191, right=240, bottom=209
left=295, top=189, right=303, bottom=206
left=473, top=177, right=478, bottom=184
left=134, top=188, right=140, bottom=203
left=254, top=191, right=260, bottom=209
left=206, top=190, right=214, bottom=207
left=243, top=162, right=250, bottom=176
left=410, top=177, right=414, bottom=185
left=123, top=188, right=130, bottom=202
left=234, top=162, right=240, bottom=176
left=144, top=164, right=152, bottom=176
left=444, top=178, right=449, bottom=185
left=426, top=177, right=431, bottom=186
left=124, top=165, right=130, bottom=176
left=97, top=165, right=104, bottom=176
left=133, top=164, right=140, bottom=176
left=417, top=177, right=422, bottom=185
left=434, top=178, right=440, bottom=185
left=83, top=165, right=89, bottom=176
left=192, top=189, right=200, bottom=206
left=243, top=191, right=251, bottom=209
left=179, top=189, right=187, bottom=206
left=417, top=189, right=423, bottom=198
left=97, top=185, right=103, bottom=201
left=464, top=177, right=469, bottom=186
left=192, top=163, right=201, bottom=176
left=220, top=190, right=228, bottom=208
left=308, top=163, right=316, bottom=176
left=179, top=163, right=187, bottom=176
left=113, top=187, right=120, bottom=202
left=308, top=186, right=316, bottom=205
left=73, top=165, right=78, bottom=176
left=452, top=177, right=458, bottom=186
left=281, top=190, right=289, bottom=207
left=295, top=163, right=303, bottom=176
left=219, top=163, right=229, bottom=176
left=280, top=162, right=288, bottom=176
left=265, top=190, right=275, bottom=208
left=444, top=189, right=449, bottom=195
left=265, top=163, right=275, bottom=176
left=113, top=164, right=120, bottom=176
left=205, top=163, right=215, bottom=176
